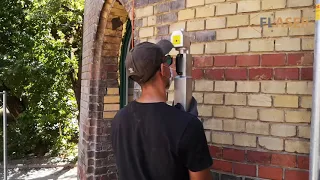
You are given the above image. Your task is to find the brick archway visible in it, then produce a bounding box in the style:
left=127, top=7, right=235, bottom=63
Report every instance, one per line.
left=78, top=0, right=132, bottom=179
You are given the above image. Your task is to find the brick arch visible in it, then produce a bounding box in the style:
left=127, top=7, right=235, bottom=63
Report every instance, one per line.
left=79, top=0, right=132, bottom=179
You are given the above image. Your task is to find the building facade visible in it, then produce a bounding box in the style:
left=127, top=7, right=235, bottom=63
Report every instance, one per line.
left=79, top=0, right=315, bottom=179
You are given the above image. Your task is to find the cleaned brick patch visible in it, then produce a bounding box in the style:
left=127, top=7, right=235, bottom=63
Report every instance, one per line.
left=223, top=148, right=245, bottom=162
left=247, top=151, right=271, bottom=164
left=285, top=169, right=309, bottom=180
left=233, top=163, right=256, bottom=177
left=271, top=154, right=296, bottom=168
left=236, top=55, right=260, bottom=67
left=214, top=56, right=236, bottom=67
left=261, top=54, right=286, bottom=66
left=212, top=160, right=233, bottom=173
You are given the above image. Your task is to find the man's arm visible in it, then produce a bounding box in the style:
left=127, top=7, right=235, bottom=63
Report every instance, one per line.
left=178, top=118, right=213, bottom=180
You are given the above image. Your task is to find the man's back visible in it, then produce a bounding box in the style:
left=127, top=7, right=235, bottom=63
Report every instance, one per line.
left=111, top=101, right=213, bottom=180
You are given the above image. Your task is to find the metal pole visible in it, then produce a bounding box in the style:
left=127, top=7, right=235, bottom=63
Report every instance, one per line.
left=2, top=91, right=7, bottom=180
left=310, top=3, right=320, bottom=180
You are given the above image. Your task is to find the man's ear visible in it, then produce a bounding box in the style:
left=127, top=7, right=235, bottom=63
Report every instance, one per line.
left=160, top=64, right=165, bottom=76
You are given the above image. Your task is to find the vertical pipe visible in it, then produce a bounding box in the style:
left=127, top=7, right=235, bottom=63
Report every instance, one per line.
left=310, top=3, right=320, bottom=180
left=3, top=91, right=7, bottom=180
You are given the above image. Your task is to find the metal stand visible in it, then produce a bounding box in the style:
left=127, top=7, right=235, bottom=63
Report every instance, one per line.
left=170, top=30, right=192, bottom=112
left=1, top=91, right=7, bottom=180
left=310, top=3, right=320, bottom=179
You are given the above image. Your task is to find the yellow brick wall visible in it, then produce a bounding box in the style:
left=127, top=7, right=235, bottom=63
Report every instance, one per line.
left=132, top=0, right=315, bottom=156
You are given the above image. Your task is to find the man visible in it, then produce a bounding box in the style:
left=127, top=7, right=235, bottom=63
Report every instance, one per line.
left=111, top=40, right=213, bottom=180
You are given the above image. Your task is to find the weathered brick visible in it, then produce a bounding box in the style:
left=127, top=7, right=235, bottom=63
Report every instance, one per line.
left=198, top=105, right=213, bottom=117
left=239, top=27, right=262, bottom=39
left=287, top=82, right=313, bottom=95
left=248, top=94, right=272, bottom=107
left=215, top=81, right=235, bottom=92
left=271, top=124, right=296, bottom=137
left=178, top=9, right=195, bottom=20
left=261, top=54, right=286, bottom=66
left=275, top=9, right=302, bottom=20
left=205, top=0, right=225, bottom=4
left=285, top=110, right=311, bottom=123
left=154, top=3, right=170, bottom=14
left=169, top=21, right=186, bottom=33
left=103, top=112, right=117, bottom=119
left=271, top=153, right=296, bottom=168
left=205, top=131, right=211, bottom=142
left=297, top=156, right=309, bottom=170
left=213, top=106, right=234, bottom=118
left=274, top=68, right=299, bottom=80
left=148, top=16, right=156, bottom=26
left=250, top=12, right=274, bottom=25
left=274, top=95, right=299, bottom=108
left=235, top=107, right=258, bottom=120
left=223, top=148, right=245, bottom=162
left=289, top=22, right=315, bottom=36
left=285, top=170, right=309, bottom=180
left=300, top=96, right=312, bottom=108
left=225, top=94, right=246, bottom=105
left=104, top=96, right=120, bottom=103
left=157, top=12, right=178, bottom=24
left=237, top=81, right=260, bottom=93
left=285, top=140, right=310, bottom=154
left=261, top=81, right=286, bottom=94
left=259, top=137, right=284, bottom=151
left=194, top=56, right=213, bottom=67
left=260, top=109, right=284, bottom=122
left=206, top=17, right=226, bottom=29
left=192, top=69, right=204, bottom=79
left=238, top=0, right=260, bottom=13
left=303, top=8, right=315, bottom=21
left=171, top=0, right=186, bottom=10
left=194, top=31, right=214, bottom=42
left=187, top=19, right=205, bottom=31
left=216, top=28, right=237, bottom=40
left=196, top=5, right=215, bottom=18
left=203, top=118, right=223, bottom=130
left=190, top=43, right=204, bottom=54
left=204, top=93, right=223, bottom=104
left=247, top=151, right=271, bottom=164
left=234, top=134, right=256, bottom=147
left=212, top=160, right=232, bottom=172
left=216, top=3, right=236, bottom=16
left=250, top=68, right=273, bottom=80
left=251, top=39, right=274, bottom=52
left=227, top=15, right=249, bottom=27
left=104, top=104, right=120, bottom=111
left=298, top=126, right=310, bottom=139
left=225, top=69, right=247, bottom=80
left=195, top=80, right=214, bottom=91
left=262, top=0, right=286, bottom=10
left=214, top=56, right=235, bottom=67
left=224, top=120, right=245, bottom=132
left=301, top=67, right=313, bottom=80
left=157, top=25, right=169, bottom=35
left=136, top=6, right=154, bottom=18
left=263, top=26, right=288, bottom=37
left=302, top=37, right=314, bottom=50
left=287, top=0, right=313, bottom=7
left=192, top=92, right=203, bottom=103
left=107, top=88, right=119, bottom=95
left=227, top=41, right=249, bottom=53
left=186, top=0, right=205, bottom=7
left=246, top=121, right=269, bottom=135
left=236, top=55, right=260, bottom=67
left=233, top=163, right=256, bottom=177
left=205, top=42, right=226, bottom=54
left=204, top=69, right=225, bottom=80
left=287, top=53, right=313, bottom=66
left=259, top=166, right=283, bottom=180
left=212, top=132, right=233, bottom=145
left=139, top=27, right=154, bottom=38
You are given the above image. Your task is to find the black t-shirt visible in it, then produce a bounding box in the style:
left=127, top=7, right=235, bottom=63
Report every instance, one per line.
left=111, top=101, right=213, bottom=180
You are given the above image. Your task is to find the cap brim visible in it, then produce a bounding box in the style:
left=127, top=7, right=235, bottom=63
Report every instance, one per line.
left=156, top=40, right=174, bottom=55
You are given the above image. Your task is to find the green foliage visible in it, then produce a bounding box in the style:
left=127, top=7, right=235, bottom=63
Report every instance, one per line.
left=0, top=0, right=84, bottom=159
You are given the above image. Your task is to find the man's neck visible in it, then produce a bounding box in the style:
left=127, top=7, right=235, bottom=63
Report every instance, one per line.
left=137, top=86, right=167, bottom=103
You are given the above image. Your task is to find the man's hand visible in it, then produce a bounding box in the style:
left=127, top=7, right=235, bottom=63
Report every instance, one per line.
left=173, top=96, right=198, bottom=117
